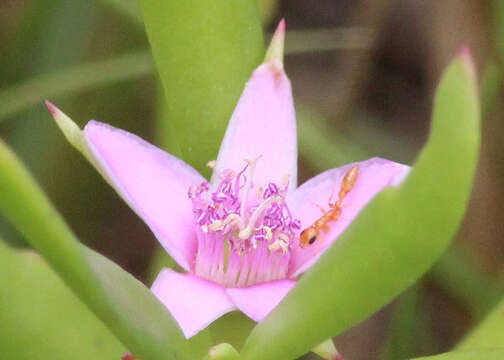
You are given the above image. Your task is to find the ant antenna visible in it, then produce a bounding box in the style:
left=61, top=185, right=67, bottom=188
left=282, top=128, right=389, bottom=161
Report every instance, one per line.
left=309, top=199, right=327, bottom=214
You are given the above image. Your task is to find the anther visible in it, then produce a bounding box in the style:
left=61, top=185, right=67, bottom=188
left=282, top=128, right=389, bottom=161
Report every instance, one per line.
left=268, top=233, right=290, bottom=254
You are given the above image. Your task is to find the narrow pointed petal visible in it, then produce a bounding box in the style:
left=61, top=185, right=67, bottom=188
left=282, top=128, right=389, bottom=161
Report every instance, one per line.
left=84, top=120, right=205, bottom=271
left=47, top=103, right=203, bottom=271
left=287, top=158, right=410, bottom=277
left=226, top=280, right=296, bottom=322
left=211, top=61, right=297, bottom=190
left=151, top=269, right=235, bottom=338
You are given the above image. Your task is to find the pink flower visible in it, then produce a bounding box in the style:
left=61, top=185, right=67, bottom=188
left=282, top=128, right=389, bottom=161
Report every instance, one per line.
left=46, top=20, right=409, bottom=339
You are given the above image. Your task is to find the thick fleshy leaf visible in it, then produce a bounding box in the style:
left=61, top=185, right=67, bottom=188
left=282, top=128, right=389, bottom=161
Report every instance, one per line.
left=226, top=279, right=296, bottom=322
left=287, top=158, right=409, bottom=277
left=152, top=269, right=236, bottom=338
left=380, top=286, right=426, bottom=360
left=209, top=312, right=256, bottom=352
left=0, top=240, right=125, bottom=359
left=212, top=60, right=297, bottom=190
left=241, top=50, right=480, bottom=360
left=0, top=139, right=210, bottom=360
left=141, top=0, right=264, bottom=177
left=46, top=102, right=204, bottom=271
left=430, top=249, right=504, bottom=319
left=457, top=296, right=504, bottom=350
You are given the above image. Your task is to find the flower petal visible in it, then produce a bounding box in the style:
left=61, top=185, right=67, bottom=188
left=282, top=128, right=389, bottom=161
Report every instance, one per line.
left=211, top=61, right=297, bottom=190
left=151, top=269, right=235, bottom=338
left=85, top=121, right=205, bottom=271
left=226, top=280, right=296, bottom=321
left=287, top=158, right=410, bottom=277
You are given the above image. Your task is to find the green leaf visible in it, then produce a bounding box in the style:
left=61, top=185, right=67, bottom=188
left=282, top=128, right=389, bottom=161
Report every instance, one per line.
left=241, top=51, right=480, bottom=359
left=0, top=27, right=371, bottom=123
left=203, top=343, right=241, bottom=360
left=430, top=249, right=504, bottom=319
left=311, top=339, right=341, bottom=360
left=140, top=0, right=264, bottom=177
left=492, top=0, right=504, bottom=60
left=297, top=105, right=369, bottom=169
left=209, top=312, right=256, bottom=352
left=0, top=51, right=153, bottom=121
left=409, top=349, right=504, bottom=360
left=147, top=245, right=177, bottom=285
left=480, top=60, right=502, bottom=116
left=380, top=286, right=426, bottom=360
left=0, top=139, right=210, bottom=360
left=457, top=296, right=504, bottom=350
left=98, top=0, right=143, bottom=26
left=0, top=240, right=125, bottom=359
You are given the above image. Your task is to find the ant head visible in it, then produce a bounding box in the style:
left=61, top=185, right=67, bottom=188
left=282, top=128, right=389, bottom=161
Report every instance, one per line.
left=300, top=227, right=318, bottom=248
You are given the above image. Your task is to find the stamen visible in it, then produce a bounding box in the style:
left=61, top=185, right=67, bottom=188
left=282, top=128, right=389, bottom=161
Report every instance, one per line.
left=268, top=233, right=290, bottom=254
left=189, top=161, right=299, bottom=287
left=263, top=226, right=273, bottom=240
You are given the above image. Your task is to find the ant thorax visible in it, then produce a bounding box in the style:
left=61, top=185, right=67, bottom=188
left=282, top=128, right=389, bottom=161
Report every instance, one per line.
left=188, top=158, right=301, bottom=287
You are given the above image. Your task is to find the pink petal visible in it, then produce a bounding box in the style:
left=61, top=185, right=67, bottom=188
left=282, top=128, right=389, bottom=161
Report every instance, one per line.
left=211, top=61, right=297, bottom=190
left=151, top=269, right=235, bottom=338
left=226, top=280, right=296, bottom=321
left=287, top=158, right=410, bottom=277
left=85, top=121, right=205, bottom=271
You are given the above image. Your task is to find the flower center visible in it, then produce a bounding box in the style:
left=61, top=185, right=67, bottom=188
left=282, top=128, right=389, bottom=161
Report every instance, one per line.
left=188, top=158, right=300, bottom=287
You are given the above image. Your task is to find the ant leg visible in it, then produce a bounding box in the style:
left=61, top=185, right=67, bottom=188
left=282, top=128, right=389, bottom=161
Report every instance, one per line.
left=309, top=200, right=327, bottom=214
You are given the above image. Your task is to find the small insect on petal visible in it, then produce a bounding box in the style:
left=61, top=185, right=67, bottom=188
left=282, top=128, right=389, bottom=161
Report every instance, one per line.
left=299, top=166, right=359, bottom=248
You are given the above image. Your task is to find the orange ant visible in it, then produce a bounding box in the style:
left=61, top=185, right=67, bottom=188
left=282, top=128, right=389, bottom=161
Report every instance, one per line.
left=299, top=165, right=359, bottom=247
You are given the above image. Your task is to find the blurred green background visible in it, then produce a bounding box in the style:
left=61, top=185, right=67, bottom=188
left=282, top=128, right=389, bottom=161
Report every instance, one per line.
left=0, top=1, right=503, bottom=359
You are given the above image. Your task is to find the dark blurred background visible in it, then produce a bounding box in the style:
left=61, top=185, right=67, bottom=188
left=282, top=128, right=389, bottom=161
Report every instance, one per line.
left=1, top=1, right=503, bottom=359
